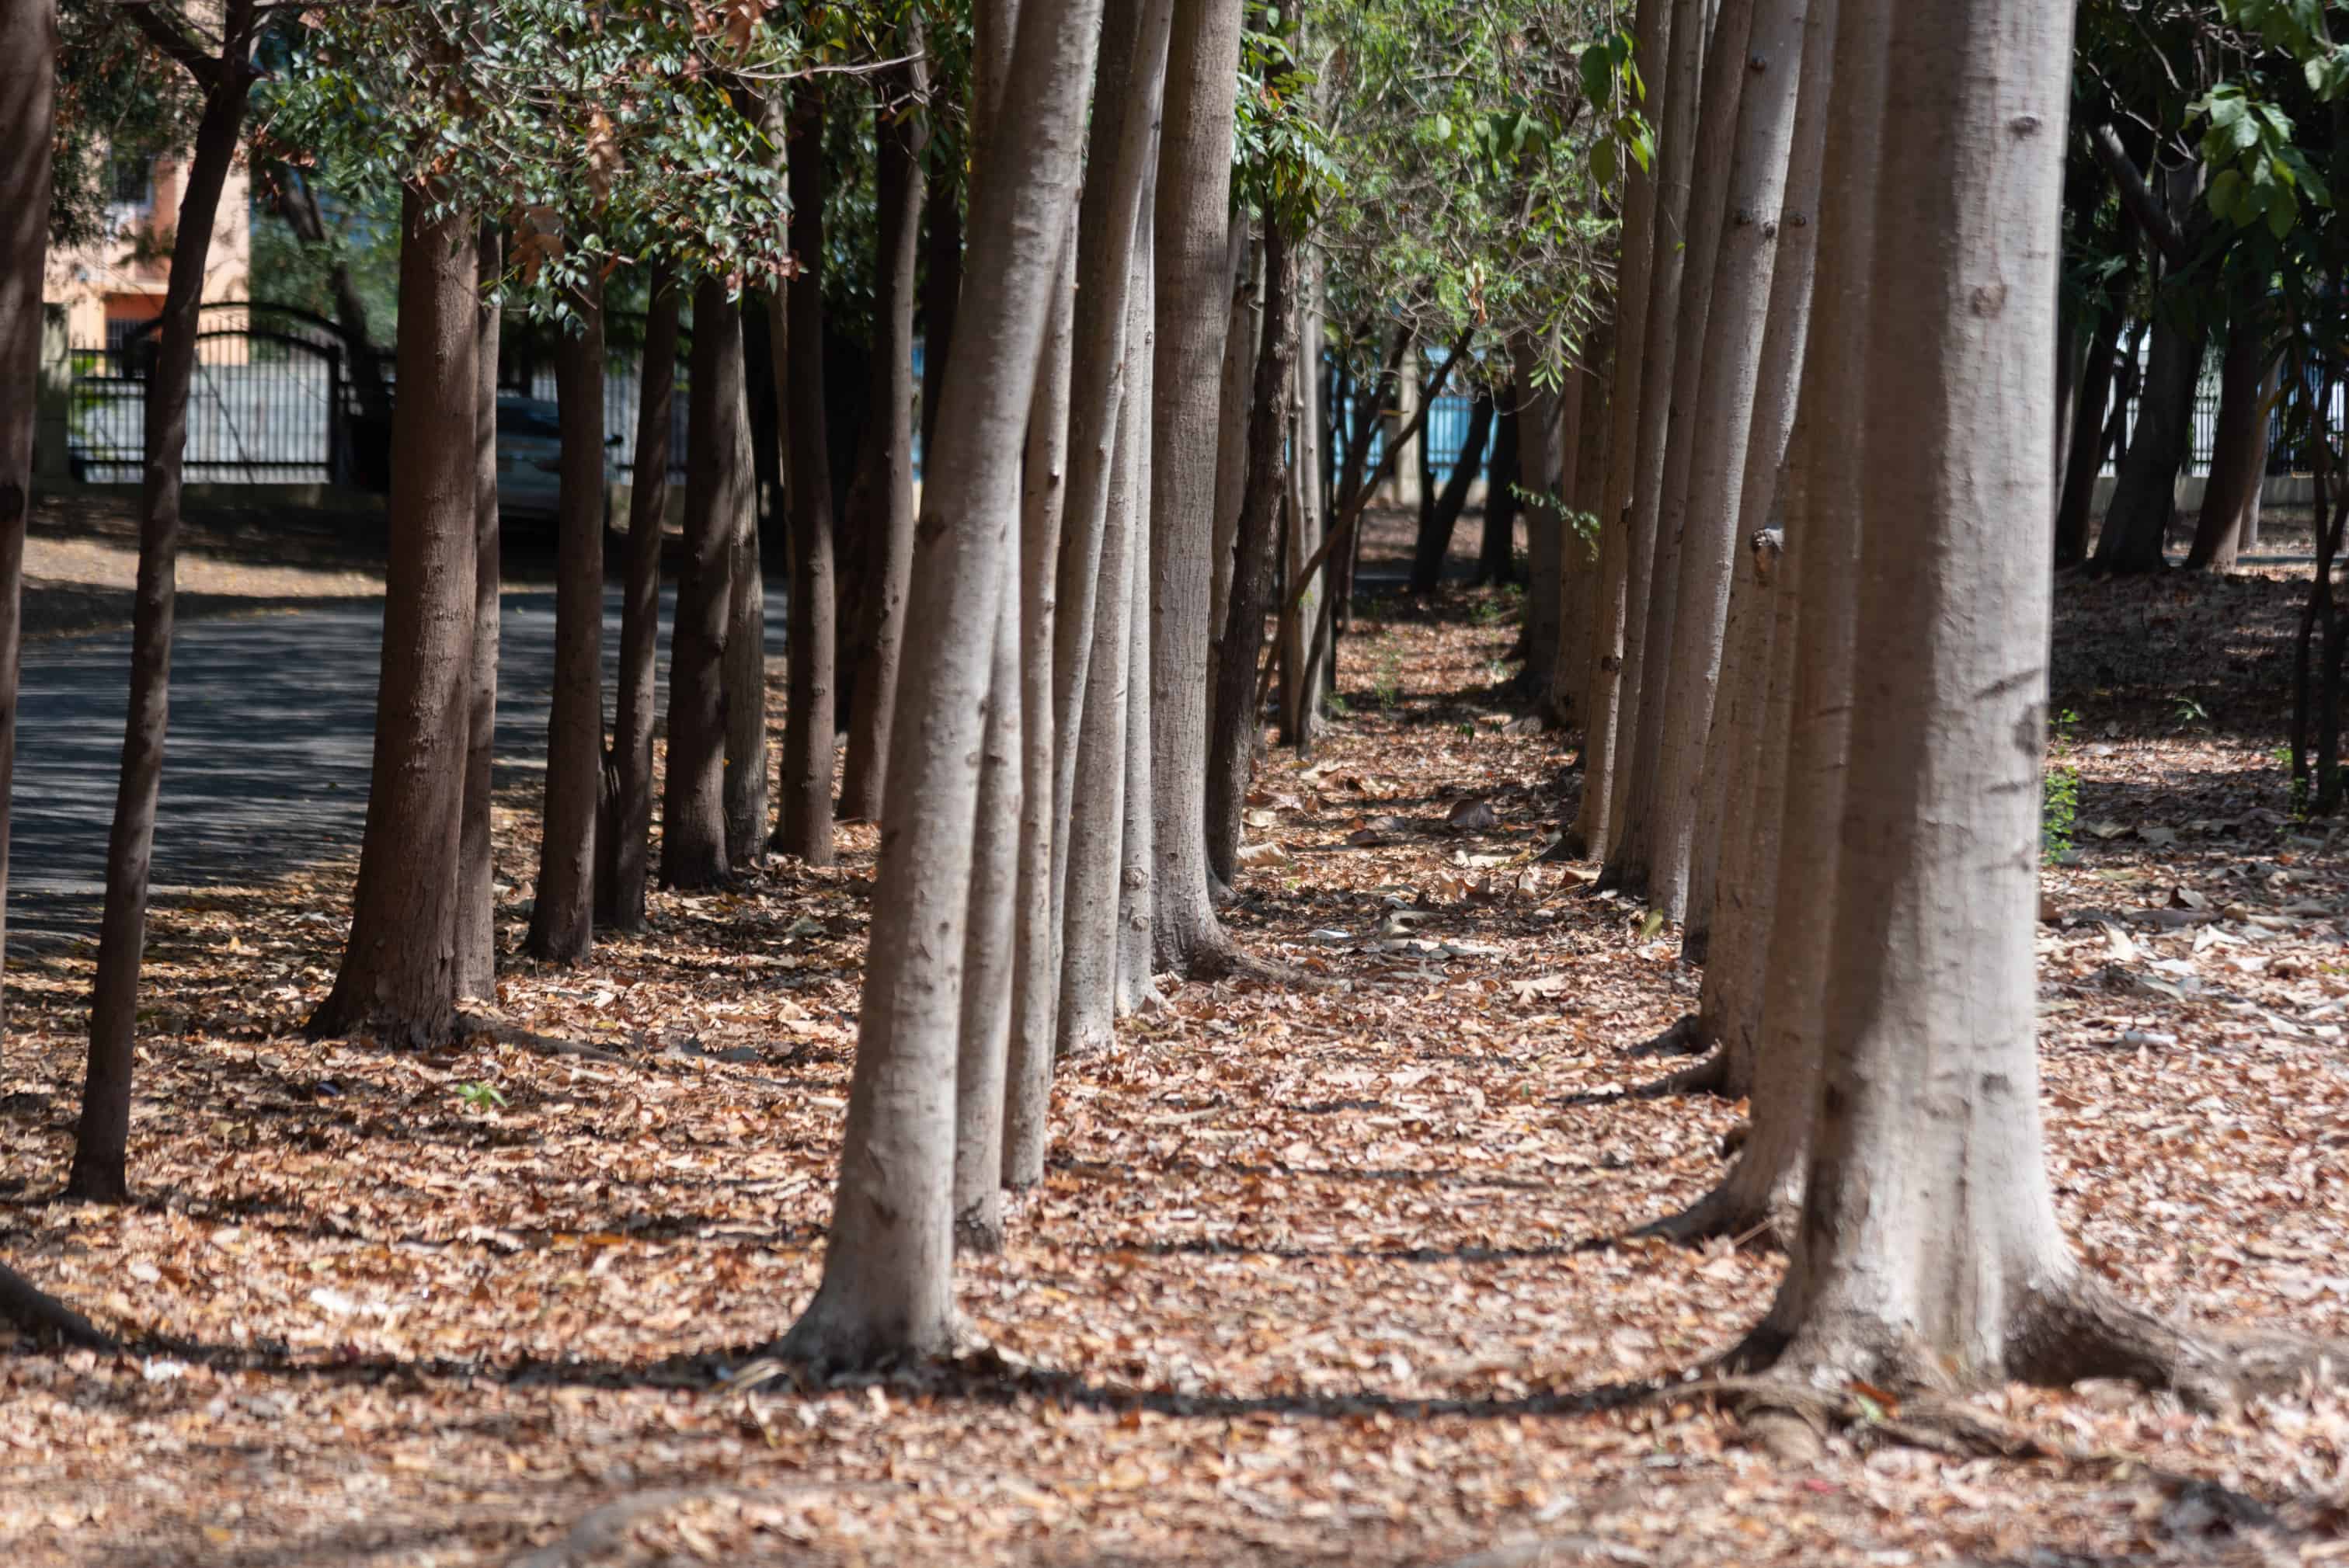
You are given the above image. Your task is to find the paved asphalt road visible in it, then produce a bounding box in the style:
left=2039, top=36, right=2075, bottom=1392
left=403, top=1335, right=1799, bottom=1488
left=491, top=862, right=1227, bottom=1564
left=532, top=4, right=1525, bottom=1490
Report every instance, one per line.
left=10, top=585, right=787, bottom=947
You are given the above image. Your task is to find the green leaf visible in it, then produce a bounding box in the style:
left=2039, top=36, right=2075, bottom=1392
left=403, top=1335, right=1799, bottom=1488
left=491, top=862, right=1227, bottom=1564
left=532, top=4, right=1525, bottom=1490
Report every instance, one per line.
left=1589, top=137, right=1616, bottom=188
left=2210, top=168, right=2246, bottom=224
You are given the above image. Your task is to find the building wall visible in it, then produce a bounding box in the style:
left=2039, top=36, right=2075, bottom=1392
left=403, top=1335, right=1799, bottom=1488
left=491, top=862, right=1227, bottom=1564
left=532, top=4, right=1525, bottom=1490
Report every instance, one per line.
left=44, top=151, right=252, bottom=349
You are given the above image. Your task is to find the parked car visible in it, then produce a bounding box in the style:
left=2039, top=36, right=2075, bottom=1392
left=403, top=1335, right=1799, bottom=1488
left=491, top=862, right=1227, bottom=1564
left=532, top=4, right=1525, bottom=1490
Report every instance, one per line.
left=496, top=392, right=617, bottom=526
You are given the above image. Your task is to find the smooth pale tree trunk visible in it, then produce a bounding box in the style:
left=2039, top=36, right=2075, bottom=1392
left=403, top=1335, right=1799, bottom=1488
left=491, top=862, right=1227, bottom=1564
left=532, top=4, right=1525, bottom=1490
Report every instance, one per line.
left=1280, top=252, right=1328, bottom=751
left=663, top=283, right=743, bottom=887
left=1614, top=0, right=1794, bottom=924
left=840, top=36, right=929, bottom=823
left=71, top=20, right=256, bottom=1197
left=0, top=0, right=56, bottom=1034
left=1607, top=0, right=1756, bottom=896
left=1411, top=390, right=1495, bottom=596
left=525, top=280, right=606, bottom=964
left=1148, top=0, right=1248, bottom=978
left=455, top=228, right=502, bottom=998
left=1018, top=0, right=1172, bottom=1191
left=1119, top=256, right=1159, bottom=1013
left=1678, top=0, right=1830, bottom=973
left=1600, top=0, right=1707, bottom=854
left=298, top=191, right=477, bottom=1061
left=778, top=85, right=838, bottom=865
left=778, top=0, right=1103, bottom=1370
left=1742, top=0, right=2237, bottom=1398
left=597, top=268, right=677, bottom=932
left=1546, top=342, right=1589, bottom=710
left=1571, top=0, right=1670, bottom=857
left=1205, top=220, right=1296, bottom=886
left=2237, top=356, right=2281, bottom=556
left=2188, top=303, right=2269, bottom=572
left=2055, top=311, right=2121, bottom=567
left=953, top=544, right=1021, bottom=1253
left=1208, top=228, right=1258, bottom=640
left=1056, top=290, right=1146, bottom=1062
left=1000, top=242, right=1073, bottom=1197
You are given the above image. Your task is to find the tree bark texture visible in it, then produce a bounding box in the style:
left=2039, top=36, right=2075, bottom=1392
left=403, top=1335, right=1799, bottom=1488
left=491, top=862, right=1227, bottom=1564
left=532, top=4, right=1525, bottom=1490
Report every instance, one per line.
left=524, top=279, right=607, bottom=965
left=1205, top=218, right=1297, bottom=888
left=1480, top=398, right=1521, bottom=589
left=454, top=228, right=502, bottom=998
left=1119, top=340, right=1158, bottom=1012
left=298, top=189, right=477, bottom=1062
left=778, top=85, right=838, bottom=866
left=2091, top=167, right=2205, bottom=578
left=0, top=0, right=55, bottom=1035
left=1607, top=0, right=1757, bottom=898
left=1208, top=228, right=1258, bottom=641
left=919, top=147, right=963, bottom=458
left=663, top=282, right=743, bottom=888
left=1280, top=252, right=1328, bottom=750
left=1516, top=352, right=1564, bottom=689
left=1571, top=0, right=1671, bottom=857
left=1411, top=389, right=1495, bottom=596
left=2187, top=297, right=2270, bottom=572
left=953, top=545, right=1022, bottom=1253
left=597, top=266, right=677, bottom=932
left=1599, top=0, right=1707, bottom=854
left=779, top=0, right=1103, bottom=1370
left=1147, top=0, right=1248, bottom=977
left=840, top=37, right=931, bottom=824
left=724, top=371, right=769, bottom=867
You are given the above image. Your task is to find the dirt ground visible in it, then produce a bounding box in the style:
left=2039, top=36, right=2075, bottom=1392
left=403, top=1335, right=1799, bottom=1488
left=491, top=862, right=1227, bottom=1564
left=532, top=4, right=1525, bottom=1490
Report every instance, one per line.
left=2, top=534, right=2349, bottom=1565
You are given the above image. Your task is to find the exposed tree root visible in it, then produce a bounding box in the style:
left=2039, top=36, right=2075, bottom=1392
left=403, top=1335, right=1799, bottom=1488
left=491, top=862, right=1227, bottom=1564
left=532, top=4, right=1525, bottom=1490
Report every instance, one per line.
left=0, top=1262, right=117, bottom=1351
left=1624, top=1013, right=1703, bottom=1059
left=1628, top=1048, right=1728, bottom=1100
left=1191, top=940, right=1339, bottom=991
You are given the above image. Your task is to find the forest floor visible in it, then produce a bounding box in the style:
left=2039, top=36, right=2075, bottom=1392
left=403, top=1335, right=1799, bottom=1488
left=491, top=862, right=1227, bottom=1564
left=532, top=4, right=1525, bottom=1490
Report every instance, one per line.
left=5, top=541, right=2349, bottom=1565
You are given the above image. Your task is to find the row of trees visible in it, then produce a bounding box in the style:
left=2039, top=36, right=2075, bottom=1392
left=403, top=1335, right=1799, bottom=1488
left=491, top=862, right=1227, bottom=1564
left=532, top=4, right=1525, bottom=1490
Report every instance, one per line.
left=5, top=0, right=2344, bottom=1419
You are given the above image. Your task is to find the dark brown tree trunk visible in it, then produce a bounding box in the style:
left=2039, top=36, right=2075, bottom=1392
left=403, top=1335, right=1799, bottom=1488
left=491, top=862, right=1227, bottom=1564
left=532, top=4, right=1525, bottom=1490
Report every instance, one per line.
left=1204, top=216, right=1297, bottom=887
left=2092, top=307, right=2198, bottom=575
left=2187, top=298, right=2268, bottom=573
left=71, top=32, right=256, bottom=1197
left=2055, top=311, right=2120, bottom=567
left=0, top=0, right=55, bottom=1038
left=597, top=267, right=676, bottom=931
left=919, top=146, right=963, bottom=458
left=777, top=85, right=839, bottom=865
left=454, top=224, right=502, bottom=1001
left=663, top=280, right=743, bottom=888
left=301, top=189, right=479, bottom=1055
left=524, top=276, right=605, bottom=964
left=1409, top=388, right=1495, bottom=595
left=1480, top=398, right=1521, bottom=586
left=840, top=38, right=929, bottom=824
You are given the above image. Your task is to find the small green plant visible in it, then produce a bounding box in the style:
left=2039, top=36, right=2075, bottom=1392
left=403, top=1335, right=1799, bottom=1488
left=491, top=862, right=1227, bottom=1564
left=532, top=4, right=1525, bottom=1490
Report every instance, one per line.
left=1325, top=691, right=1353, bottom=718
left=455, top=1081, right=507, bottom=1111
left=2042, top=708, right=2082, bottom=864
left=1469, top=595, right=1508, bottom=627
left=2274, top=742, right=2312, bottom=819
left=2172, top=694, right=2209, bottom=726
left=1373, top=648, right=1403, bottom=710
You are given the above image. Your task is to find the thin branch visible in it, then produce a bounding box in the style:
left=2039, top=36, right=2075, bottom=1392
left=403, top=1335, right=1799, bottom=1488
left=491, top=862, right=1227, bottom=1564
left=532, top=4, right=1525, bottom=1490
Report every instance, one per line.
left=2092, top=123, right=2187, bottom=269
left=117, top=0, right=221, bottom=85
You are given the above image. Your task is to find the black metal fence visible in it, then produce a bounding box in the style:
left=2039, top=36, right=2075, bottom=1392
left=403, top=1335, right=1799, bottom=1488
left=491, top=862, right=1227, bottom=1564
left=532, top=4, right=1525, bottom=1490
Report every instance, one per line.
left=67, top=304, right=349, bottom=484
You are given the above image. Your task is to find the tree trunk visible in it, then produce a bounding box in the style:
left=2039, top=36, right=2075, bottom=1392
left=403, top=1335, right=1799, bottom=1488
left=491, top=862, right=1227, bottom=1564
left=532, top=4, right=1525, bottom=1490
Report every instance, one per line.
left=1205, top=216, right=1297, bottom=887
left=1606, top=0, right=1756, bottom=896
left=72, top=37, right=256, bottom=1195
left=1742, top=0, right=2216, bottom=1396
left=953, top=545, right=1022, bottom=1252
left=1599, top=0, right=1707, bottom=856
left=1478, top=397, right=1521, bottom=588
left=454, top=227, right=502, bottom=1000
left=1209, top=228, right=1258, bottom=641
left=1001, top=232, right=1074, bottom=1198
left=1414, top=390, right=1495, bottom=596
left=1119, top=327, right=1158, bottom=1012
left=1571, top=0, right=1670, bottom=857
left=663, top=282, right=743, bottom=888
left=840, top=37, right=930, bottom=823
left=1613, top=0, right=1795, bottom=925
left=1281, top=251, right=1328, bottom=750
left=725, top=381, right=769, bottom=865
left=524, top=276, right=605, bottom=964
left=0, top=0, right=55, bottom=1037
left=1147, top=0, right=1248, bottom=978
left=2237, top=354, right=2281, bottom=557
left=2055, top=311, right=2121, bottom=567
left=298, top=187, right=476, bottom=1059
left=1056, top=280, right=1146, bottom=1062
left=2092, top=169, right=2205, bottom=578
left=1516, top=352, right=1564, bottom=687
left=779, top=0, right=1102, bottom=1371
left=776, top=85, right=839, bottom=865
left=2187, top=296, right=2268, bottom=572
left=1554, top=339, right=1613, bottom=720
left=597, top=266, right=677, bottom=932
left=270, top=164, right=392, bottom=433
left=919, top=147, right=962, bottom=458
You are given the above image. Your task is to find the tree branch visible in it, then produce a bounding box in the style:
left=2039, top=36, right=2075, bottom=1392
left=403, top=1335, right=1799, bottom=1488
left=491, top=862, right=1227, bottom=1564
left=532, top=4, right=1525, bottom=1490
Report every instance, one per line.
left=2092, top=123, right=2187, bottom=269
left=119, top=1, right=221, bottom=85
